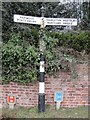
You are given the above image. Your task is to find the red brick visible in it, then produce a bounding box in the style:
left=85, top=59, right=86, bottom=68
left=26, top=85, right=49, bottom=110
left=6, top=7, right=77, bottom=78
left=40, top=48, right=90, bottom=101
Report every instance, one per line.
left=1, top=63, right=89, bottom=108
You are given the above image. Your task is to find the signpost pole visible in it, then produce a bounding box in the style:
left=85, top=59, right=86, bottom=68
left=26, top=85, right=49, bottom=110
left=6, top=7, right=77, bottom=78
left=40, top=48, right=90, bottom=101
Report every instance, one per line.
left=13, top=6, right=77, bottom=113
left=38, top=5, right=45, bottom=112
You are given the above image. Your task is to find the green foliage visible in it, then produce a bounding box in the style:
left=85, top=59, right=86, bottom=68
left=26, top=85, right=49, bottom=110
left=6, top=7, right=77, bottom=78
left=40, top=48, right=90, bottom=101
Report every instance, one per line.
left=2, top=2, right=90, bottom=44
left=2, top=32, right=60, bottom=83
left=2, top=2, right=41, bottom=43
left=2, top=2, right=90, bottom=84
left=45, top=31, right=90, bottom=76
left=45, top=36, right=58, bottom=49
left=2, top=106, right=88, bottom=118
left=49, top=31, right=90, bottom=53
left=2, top=31, right=90, bottom=84
left=80, top=2, right=90, bottom=30
left=2, top=33, right=39, bottom=84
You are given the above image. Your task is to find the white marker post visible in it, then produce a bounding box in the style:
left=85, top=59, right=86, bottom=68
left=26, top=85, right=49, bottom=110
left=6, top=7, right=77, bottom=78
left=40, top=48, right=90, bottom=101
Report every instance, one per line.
left=54, top=91, right=64, bottom=110
left=7, top=95, right=16, bottom=109
left=14, top=8, right=77, bottom=112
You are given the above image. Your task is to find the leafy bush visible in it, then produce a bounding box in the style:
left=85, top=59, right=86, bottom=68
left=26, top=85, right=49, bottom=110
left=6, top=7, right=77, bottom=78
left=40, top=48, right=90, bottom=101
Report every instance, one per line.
left=49, top=31, right=90, bottom=53
left=2, top=31, right=89, bottom=84
left=2, top=33, right=39, bottom=84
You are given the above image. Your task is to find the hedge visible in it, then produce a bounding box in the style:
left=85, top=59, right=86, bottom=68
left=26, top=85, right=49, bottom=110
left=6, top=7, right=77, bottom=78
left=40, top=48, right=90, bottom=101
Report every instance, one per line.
left=1, top=31, right=90, bottom=84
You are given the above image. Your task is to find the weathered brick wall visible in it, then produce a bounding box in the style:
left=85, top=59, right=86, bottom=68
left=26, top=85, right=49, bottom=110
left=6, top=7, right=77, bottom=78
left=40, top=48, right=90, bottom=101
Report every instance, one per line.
left=0, top=63, right=89, bottom=108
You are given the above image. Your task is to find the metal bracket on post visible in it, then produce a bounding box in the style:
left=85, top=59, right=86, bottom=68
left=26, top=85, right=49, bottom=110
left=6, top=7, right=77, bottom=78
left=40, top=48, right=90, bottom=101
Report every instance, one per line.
left=40, top=17, right=46, bottom=29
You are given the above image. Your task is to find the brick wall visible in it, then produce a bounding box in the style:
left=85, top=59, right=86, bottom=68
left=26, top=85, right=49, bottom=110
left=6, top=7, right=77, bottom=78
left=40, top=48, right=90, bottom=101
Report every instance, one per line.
left=0, top=63, right=89, bottom=108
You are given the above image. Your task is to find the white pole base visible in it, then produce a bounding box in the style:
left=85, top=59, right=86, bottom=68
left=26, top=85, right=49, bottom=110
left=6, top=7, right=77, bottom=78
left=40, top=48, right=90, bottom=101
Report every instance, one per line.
left=56, top=102, right=61, bottom=110
left=9, top=103, right=15, bottom=109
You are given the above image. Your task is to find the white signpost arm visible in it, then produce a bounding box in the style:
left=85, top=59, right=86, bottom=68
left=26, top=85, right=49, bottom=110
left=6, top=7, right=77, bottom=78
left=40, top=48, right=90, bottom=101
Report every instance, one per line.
left=45, top=18, right=77, bottom=26
left=14, top=14, right=41, bottom=25
left=14, top=14, right=77, bottom=26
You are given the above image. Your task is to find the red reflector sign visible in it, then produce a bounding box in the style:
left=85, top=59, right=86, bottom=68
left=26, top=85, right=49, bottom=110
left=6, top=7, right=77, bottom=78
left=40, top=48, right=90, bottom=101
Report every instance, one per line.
left=7, top=96, right=15, bottom=103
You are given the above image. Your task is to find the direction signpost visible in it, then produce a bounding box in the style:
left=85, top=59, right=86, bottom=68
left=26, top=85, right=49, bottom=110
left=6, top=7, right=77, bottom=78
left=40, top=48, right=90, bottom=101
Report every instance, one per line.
left=14, top=14, right=77, bottom=26
left=13, top=5, right=77, bottom=113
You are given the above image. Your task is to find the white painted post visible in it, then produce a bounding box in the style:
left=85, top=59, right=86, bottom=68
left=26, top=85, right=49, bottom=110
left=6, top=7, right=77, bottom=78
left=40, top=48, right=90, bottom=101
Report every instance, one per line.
left=56, top=102, right=61, bottom=110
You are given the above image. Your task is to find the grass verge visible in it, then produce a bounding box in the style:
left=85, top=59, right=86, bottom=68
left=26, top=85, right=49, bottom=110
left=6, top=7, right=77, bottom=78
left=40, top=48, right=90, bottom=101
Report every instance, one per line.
left=1, top=105, right=89, bottom=118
